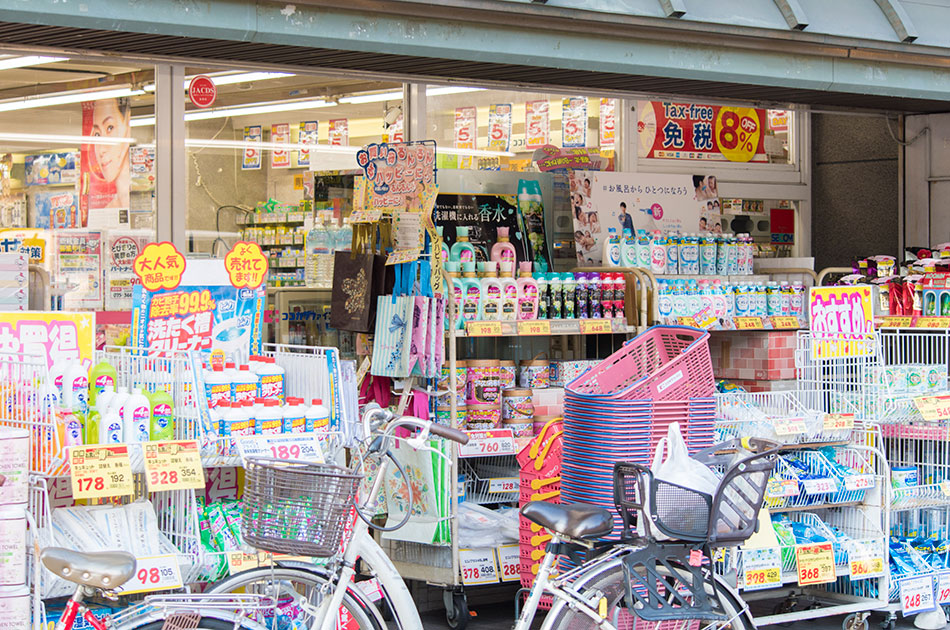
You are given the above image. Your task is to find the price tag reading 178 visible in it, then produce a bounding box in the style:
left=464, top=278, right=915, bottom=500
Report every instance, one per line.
left=459, top=429, right=516, bottom=458
left=143, top=440, right=206, bottom=491
left=70, top=445, right=134, bottom=500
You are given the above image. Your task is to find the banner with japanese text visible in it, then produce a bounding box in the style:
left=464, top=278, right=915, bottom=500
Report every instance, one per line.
left=105, top=232, right=150, bottom=311
left=131, top=259, right=264, bottom=356
left=599, top=98, right=617, bottom=151
left=242, top=126, right=262, bottom=170
left=296, top=121, right=318, bottom=168
left=356, top=142, right=436, bottom=211
left=525, top=100, right=550, bottom=149
left=454, top=107, right=477, bottom=169
left=487, top=104, right=512, bottom=152
left=329, top=119, right=348, bottom=146
left=809, top=286, right=874, bottom=359
left=638, top=101, right=768, bottom=163
left=570, top=170, right=719, bottom=264
left=0, top=312, right=94, bottom=373
left=55, top=231, right=103, bottom=310
left=562, top=97, right=588, bottom=148
left=271, top=123, right=291, bottom=169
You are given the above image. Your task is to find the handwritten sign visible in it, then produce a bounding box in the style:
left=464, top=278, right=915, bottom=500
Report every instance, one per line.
left=467, top=321, right=502, bottom=337
left=518, top=320, right=551, bottom=336
left=225, top=242, right=268, bottom=289
left=914, top=395, right=950, bottom=422
left=743, top=547, right=782, bottom=591
left=70, top=445, right=134, bottom=499
left=795, top=543, right=836, bottom=586
left=143, top=441, right=205, bottom=491
left=386, top=249, right=421, bottom=266
left=809, top=286, right=874, bottom=359
left=133, top=241, right=186, bottom=292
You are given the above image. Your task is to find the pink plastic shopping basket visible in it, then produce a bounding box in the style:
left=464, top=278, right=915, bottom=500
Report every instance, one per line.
left=565, top=325, right=714, bottom=400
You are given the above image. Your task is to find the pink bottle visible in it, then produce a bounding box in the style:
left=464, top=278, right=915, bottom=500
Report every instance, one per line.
left=516, top=261, right=539, bottom=320
left=491, top=227, right=517, bottom=277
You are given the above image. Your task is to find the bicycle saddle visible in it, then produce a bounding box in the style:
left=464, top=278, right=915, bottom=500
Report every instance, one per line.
left=521, top=501, right=613, bottom=540
left=41, top=547, right=136, bottom=589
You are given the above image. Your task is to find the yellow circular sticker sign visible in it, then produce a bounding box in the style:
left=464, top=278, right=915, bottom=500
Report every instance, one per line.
left=715, top=106, right=761, bottom=162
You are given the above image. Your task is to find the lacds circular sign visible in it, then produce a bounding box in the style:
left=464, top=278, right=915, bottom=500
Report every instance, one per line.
left=188, top=75, right=217, bottom=109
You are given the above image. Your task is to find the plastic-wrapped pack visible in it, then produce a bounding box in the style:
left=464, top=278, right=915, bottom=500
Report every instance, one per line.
left=124, top=501, right=162, bottom=556
left=51, top=507, right=110, bottom=551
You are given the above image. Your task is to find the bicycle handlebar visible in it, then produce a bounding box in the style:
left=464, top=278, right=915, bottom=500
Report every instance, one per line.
left=361, top=404, right=469, bottom=444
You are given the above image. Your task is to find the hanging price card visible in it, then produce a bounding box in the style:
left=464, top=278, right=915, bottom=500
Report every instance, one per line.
left=734, top=316, right=763, bottom=330
left=936, top=572, right=950, bottom=605
left=843, top=475, right=875, bottom=491
left=770, top=316, right=799, bottom=329
left=518, top=320, right=551, bottom=336
left=143, top=440, right=205, bottom=491
left=677, top=317, right=699, bottom=327
left=467, top=321, right=502, bottom=337
left=349, top=210, right=382, bottom=223
left=459, top=429, right=515, bottom=458
left=773, top=416, right=807, bottom=436
left=69, top=445, right=134, bottom=499
left=879, top=316, right=912, bottom=328
left=116, top=555, right=182, bottom=595
left=801, top=477, right=838, bottom=495
left=385, top=249, right=421, bottom=266
left=917, top=317, right=950, bottom=329
left=742, top=547, right=782, bottom=592
left=237, top=433, right=325, bottom=464
left=497, top=544, right=521, bottom=582
left=900, top=575, right=936, bottom=615
left=580, top=319, right=612, bottom=334
left=488, top=477, right=519, bottom=493
left=766, top=478, right=800, bottom=499
left=823, top=413, right=855, bottom=432
left=226, top=552, right=310, bottom=575
left=796, top=543, right=836, bottom=586
left=914, top=395, right=950, bottom=422
left=848, top=539, right=885, bottom=580
left=459, top=548, right=499, bottom=585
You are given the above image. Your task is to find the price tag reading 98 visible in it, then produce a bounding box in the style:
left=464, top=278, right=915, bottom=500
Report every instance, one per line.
left=459, top=548, right=499, bottom=585
left=143, top=441, right=205, bottom=491
left=116, top=555, right=182, bottom=595
left=70, top=445, right=134, bottom=500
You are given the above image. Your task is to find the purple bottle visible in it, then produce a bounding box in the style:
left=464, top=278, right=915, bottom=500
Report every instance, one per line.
left=575, top=272, right=589, bottom=319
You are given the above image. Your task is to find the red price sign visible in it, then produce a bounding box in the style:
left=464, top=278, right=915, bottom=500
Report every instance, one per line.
left=143, top=440, right=205, bottom=491
left=900, top=575, right=935, bottom=615
left=795, top=543, right=836, bottom=586
left=497, top=545, right=521, bottom=582
left=116, top=555, right=182, bottom=594
left=459, top=429, right=516, bottom=458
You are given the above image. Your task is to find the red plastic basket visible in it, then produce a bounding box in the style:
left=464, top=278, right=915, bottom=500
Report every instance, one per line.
left=566, top=326, right=713, bottom=400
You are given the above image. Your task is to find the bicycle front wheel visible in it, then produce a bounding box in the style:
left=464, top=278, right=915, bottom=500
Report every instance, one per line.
left=545, top=556, right=753, bottom=630
left=208, top=566, right=383, bottom=630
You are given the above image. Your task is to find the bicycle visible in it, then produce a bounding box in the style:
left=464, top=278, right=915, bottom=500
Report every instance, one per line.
left=514, top=437, right=779, bottom=630
left=39, top=407, right=468, bottom=630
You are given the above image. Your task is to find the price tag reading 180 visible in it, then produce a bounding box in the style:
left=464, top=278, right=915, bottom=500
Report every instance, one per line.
left=459, top=429, right=516, bottom=458
left=795, top=543, right=836, bottom=586
left=69, top=445, right=134, bottom=500
left=116, top=555, right=182, bottom=595
left=900, top=574, right=936, bottom=615
left=459, top=548, right=499, bottom=585
left=143, top=440, right=205, bottom=491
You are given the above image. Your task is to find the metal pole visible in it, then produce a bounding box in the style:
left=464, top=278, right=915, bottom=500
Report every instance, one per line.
left=155, top=64, right=187, bottom=249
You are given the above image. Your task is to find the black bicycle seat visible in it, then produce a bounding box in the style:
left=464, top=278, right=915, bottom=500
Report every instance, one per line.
left=521, top=501, right=614, bottom=540
left=41, top=547, right=136, bottom=589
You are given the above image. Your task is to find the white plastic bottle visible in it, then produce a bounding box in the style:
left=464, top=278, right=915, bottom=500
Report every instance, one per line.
left=282, top=398, right=306, bottom=433
left=49, top=359, right=69, bottom=399
left=95, top=385, right=116, bottom=415
left=257, top=358, right=286, bottom=402
left=232, top=365, right=260, bottom=405
left=306, top=398, right=331, bottom=434
left=480, top=275, right=503, bottom=320
left=499, top=275, right=520, bottom=321
left=621, top=229, right=638, bottom=267
left=99, top=408, right=124, bottom=444
left=204, top=365, right=231, bottom=408
left=243, top=400, right=257, bottom=435
left=603, top=228, right=621, bottom=267
left=63, top=362, right=89, bottom=414
left=124, top=387, right=151, bottom=442
left=110, top=386, right=130, bottom=419
left=650, top=232, right=667, bottom=274
left=257, top=399, right=284, bottom=435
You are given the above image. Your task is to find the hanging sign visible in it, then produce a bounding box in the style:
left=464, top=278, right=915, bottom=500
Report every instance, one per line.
left=913, top=395, right=950, bottom=422
left=242, top=125, right=262, bottom=170
left=225, top=241, right=269, bottom=289
left=487, top=104, right=512, bottom=152
left=768, top=110, right=789, bottom=132
left=599, top=98, right=617, bottom=151
left=562, top=97, right=588, bottom=147
left=525, top=100, right=550, bottom=148
left=69, top=445, right=135, bottom=499
left=329, top=119, right=348, bottom=146
left=848, top=539, right=885, bottom=580
left=133, top=241, right=186, bottom=292
left=143, top=440, right=205, bottom=491
left=188, top=75, right=217, bottom=109
left=808, top=286, right=875, bottom=359
left=900, top=575, right=936, bottom=615
left=638, top=101, right=768, bottom=163
left=355, top=142, right=436, bottom=209
left=271, top=123, right=291, bottom=169
left=0, top=312, right=94, bottom=374
left=297, top=121, right=319, bottom=168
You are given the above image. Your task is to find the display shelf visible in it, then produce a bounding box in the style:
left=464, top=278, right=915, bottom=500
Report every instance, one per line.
left=890, top=483, right=950, bottom=512
left=770, top=500, right=864, bottom=513
left=457, top=318, right=634, bottom=338
left=880, top=423, right=950, bottom=441
left=237, top=211, right=306, bottom=225
left=459, top=456, right=519, bottom=505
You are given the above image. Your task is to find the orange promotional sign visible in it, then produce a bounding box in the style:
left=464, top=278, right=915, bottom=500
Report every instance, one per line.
left=225, top=241, right=269, bottom=289
left=133, top=242, right=186, bottom=291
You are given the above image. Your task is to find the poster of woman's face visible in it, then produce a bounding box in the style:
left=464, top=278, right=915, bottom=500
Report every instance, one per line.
left=81, top=97, right=131, bottom=226
left=694, top=175, right=719, bottom=201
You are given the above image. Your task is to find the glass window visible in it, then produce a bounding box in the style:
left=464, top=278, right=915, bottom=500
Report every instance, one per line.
left=0, top=53, right=156, bottom=311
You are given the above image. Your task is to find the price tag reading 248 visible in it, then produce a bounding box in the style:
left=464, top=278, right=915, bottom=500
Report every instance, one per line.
left=70, top=445, right=134, bottom=500
left=143, top=440, right=205, bottom=491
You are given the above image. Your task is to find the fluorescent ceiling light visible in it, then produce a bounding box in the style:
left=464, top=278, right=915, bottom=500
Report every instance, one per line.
left=0, top=132, right=135, bottom=146
left=0, top=55, right=67, bottom=71
left=142, top=71, right=293, bottom=92
left=0, top=87, right=144, bottom=113
left=338, top=86, right=485, bottom=105
left=438, top=147, right=515, bottom=158
left=130, top=98, right=333, bottom=127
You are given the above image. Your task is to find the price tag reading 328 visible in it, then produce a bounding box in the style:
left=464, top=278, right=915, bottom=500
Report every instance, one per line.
left=144, top=440, right=205, bottom=491
left=70, top=445, right=134, bottom=499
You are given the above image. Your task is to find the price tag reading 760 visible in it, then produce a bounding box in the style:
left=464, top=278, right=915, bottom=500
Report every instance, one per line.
left=459, top=429, right=516, bottom=458
left=143, top=440, right=205, bottom=491
left=70, top=445, right=134, bottom=500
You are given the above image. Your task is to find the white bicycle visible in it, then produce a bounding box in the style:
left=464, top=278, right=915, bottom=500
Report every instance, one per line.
left=208, top=405, right=467, bottom=630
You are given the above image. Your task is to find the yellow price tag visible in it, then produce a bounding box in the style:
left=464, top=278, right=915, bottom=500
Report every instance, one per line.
left=386, top=249, right=421, bottom=266
left=914, top=395, right=950, bottom=422
left=850, top=557, right=884, bottom=579
left=879, top=316, right=912, bottom=328
left=580, top=319, right=612, bottom=334
left=143, top=440, right=206, bottom=491
left=677, top=317, right=699, bottom=327
left=734, top=316, right=763, bottom=330
left=517, top=320, right=551, bottom=336
left=745, top=567, right=781, bottom=588
left=823, top=413, right=855, bottom=432
left=795, top=543, right=836, bottom=586
left=466, top=321, right=502, bottom=337
left=350, top=210, right=382, bottom=223
left=69, top=445, right=134, bottom=499
left=917, top=317, right=950, bottom=329
left=770, top=316, right=799, bottom=329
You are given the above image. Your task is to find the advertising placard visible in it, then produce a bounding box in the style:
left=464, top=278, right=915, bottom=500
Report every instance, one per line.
left=55, top=231, right=103, bottom=310
left=638, top=101, right=768, bottom=163
left=329, top=119, right=348, bottom=146
left=525, top=100, right=549, bottom=148
left=242, top=126, right=262, bottom=170
left=80, top=99, right=131, bottom=227
left=271, top=123, right=291, bottom=169
left=562, top=97, right=588, bottom=147
left=0, top=311, right=94, bottom=372
left=599, top=98, right=617, bottom=151
left=297, top=121, right=319, bottom=168
left=808, top=286, right=875, bottom=359
left=487, top=104, right=512, bottom=152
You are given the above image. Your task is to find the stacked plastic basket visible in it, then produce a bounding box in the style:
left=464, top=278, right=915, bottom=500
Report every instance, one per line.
left=563, top=326, right=717, bottom=537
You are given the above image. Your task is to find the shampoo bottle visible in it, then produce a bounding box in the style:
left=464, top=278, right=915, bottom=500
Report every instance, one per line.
left=603, top=228, right=621, bottom=267
left=84, top=410, right=100, bottom=445
left=460, top=262, right=482, bottom=322
left=444, top=261, right=464, bottom=330
left=149, top=389, right=175, bottom=441
left=516, top=262, right=539, bottom=320
left=491, top=227, right=517, bottom=274
left=621, top=229, right=637, bottom=267
left=450, top=226, right=476, bottom=263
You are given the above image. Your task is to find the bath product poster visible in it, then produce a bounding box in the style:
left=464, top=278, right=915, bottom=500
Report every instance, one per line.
left=55, top=231, right=103, bottom=310
left=80, top=98, right=131, bottom=227
left=131, top=260, right=265, bottom=356
left=435, top=192, right=551, bottom=270
left=34, top=191, right=80, bottom=229
left=570, top=170, right=720, bottom=265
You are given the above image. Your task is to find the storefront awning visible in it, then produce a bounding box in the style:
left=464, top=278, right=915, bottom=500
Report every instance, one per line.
left=3, top=0, right=950, bottom=112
